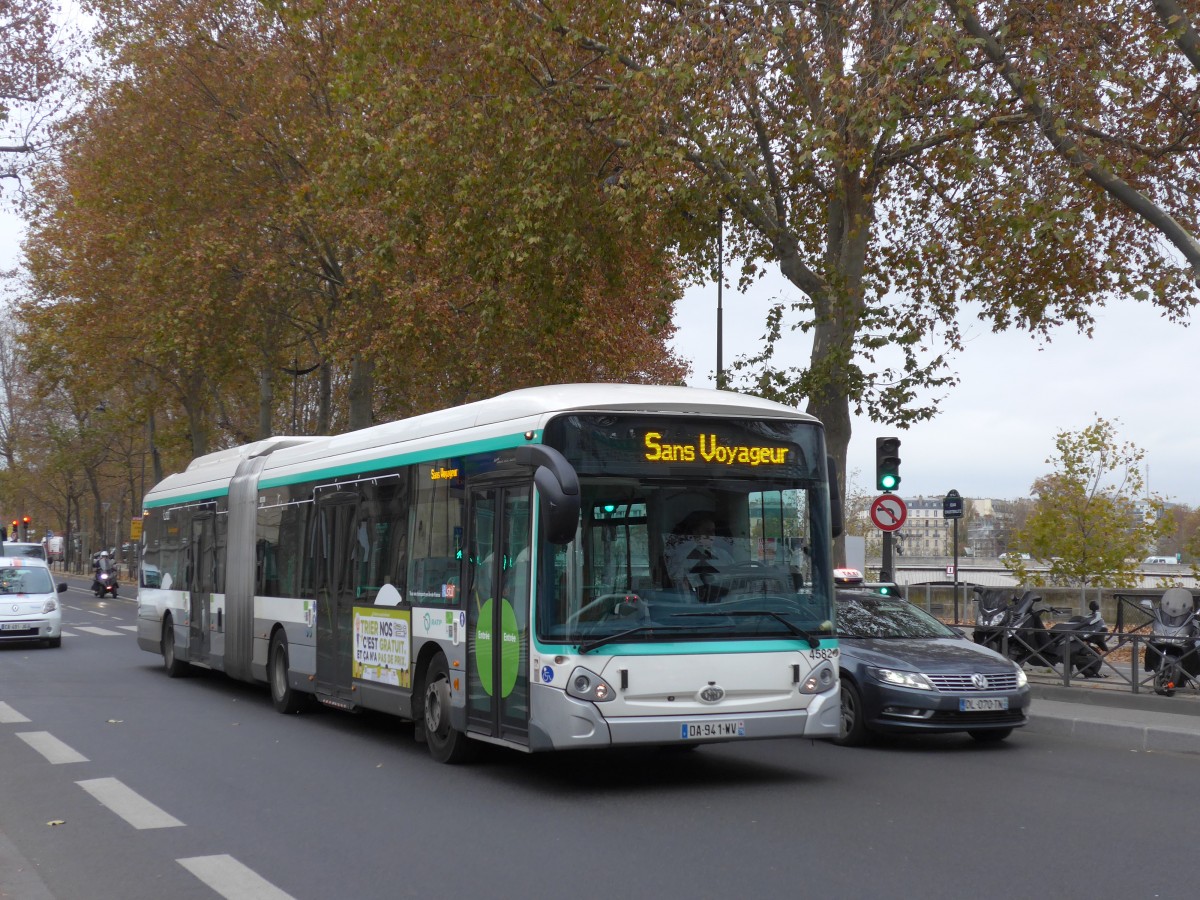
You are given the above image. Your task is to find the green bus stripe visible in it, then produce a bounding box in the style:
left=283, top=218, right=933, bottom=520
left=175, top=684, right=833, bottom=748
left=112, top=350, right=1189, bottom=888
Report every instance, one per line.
left=257, top=432, right=535, bottom=490
left=533, top=638, right=837, bottom=655
left=145, top=430, right=542, bottom=507
left=144, top=489, right=228, bottom=509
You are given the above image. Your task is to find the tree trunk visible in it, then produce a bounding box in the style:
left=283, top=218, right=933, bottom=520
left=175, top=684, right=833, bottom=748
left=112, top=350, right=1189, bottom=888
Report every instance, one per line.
left=181, top=371, right=210, bottom=459
left=258, top=367, right=274, bottom=439
left=348, top=354, right=374, bottom=431
left=317, top=360, right=332, bottom=434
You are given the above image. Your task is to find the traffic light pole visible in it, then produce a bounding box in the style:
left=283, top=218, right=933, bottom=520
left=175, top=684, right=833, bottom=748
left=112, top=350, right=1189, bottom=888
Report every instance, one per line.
left=880, top=531, right=893, bottom=583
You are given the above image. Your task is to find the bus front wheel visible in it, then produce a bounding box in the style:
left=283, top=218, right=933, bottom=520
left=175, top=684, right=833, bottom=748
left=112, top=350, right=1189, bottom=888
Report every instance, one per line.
left=423, top=655, right=474, bottom=764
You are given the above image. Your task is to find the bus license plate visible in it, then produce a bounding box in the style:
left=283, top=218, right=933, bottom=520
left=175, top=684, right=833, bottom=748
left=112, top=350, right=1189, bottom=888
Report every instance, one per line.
left=682, top=721, right=745, bottom=739
left=960, top=698, right=1008, bottom=712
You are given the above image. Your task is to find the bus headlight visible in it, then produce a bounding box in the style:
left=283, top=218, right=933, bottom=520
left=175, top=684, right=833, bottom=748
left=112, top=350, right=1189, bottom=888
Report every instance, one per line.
left=566, top=667, right=616, bottom=702
left=800, top=662, right=837, bottom=694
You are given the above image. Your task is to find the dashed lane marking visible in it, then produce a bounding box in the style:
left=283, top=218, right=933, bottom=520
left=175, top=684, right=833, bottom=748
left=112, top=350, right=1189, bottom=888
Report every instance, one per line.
left=72, top=626, right=124, bottom=636
left=178, top=855, right=297, bottom=900
left=0, top=701, right=31, bottom=724
left=76, top=777, right=185, bottom=829
left=17, top=731, right=89, bottom=764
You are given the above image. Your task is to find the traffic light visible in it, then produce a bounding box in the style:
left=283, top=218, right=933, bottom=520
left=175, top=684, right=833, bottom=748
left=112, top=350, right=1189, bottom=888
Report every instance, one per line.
left=21, top=515, right=31, bottom=541
left=875, top=437, right=902, bottom=492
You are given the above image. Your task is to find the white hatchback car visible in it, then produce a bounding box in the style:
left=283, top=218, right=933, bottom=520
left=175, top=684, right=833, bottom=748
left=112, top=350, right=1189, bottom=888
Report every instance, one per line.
left=0, top=556, right=67, bottom=648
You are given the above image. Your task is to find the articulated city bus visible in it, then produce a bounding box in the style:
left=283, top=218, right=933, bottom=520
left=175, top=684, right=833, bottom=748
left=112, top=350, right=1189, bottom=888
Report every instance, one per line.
left=137, top=384, right=843, bottom=762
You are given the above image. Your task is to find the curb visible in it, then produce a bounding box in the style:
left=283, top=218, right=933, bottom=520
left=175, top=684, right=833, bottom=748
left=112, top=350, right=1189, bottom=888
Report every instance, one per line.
left=1029, top=682, right=1200, bottom=716
left=1026, top=708, right=1200, bottom=755
left=1025, top=695, right=1200, bottom=755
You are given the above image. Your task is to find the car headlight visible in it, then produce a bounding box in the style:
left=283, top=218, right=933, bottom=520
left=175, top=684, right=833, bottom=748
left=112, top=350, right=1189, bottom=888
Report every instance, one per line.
left=1014, top=665, right=1028, bottom=688
left=565, top=667, right=616, bottom=703
left=866, top=666, right=935, bottom=691
left=42, top=598, right=58, bottom=614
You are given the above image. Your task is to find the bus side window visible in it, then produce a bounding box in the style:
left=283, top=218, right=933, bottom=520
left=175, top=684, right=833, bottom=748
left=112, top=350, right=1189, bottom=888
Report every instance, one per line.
left=408, top=462, right=464, bottom=605
left=355, top=478, right=408, bottom=604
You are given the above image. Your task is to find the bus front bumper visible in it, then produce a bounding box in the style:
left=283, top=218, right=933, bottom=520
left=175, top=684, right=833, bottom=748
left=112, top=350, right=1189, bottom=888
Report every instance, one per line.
left=528, top=681, right=841, bottom=751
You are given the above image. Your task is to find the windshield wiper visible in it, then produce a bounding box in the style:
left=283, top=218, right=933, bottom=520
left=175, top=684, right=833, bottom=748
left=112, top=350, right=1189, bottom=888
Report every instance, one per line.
left=577, top=623, right=722, bottom=654
left=673, top=610, right=821, bottom=648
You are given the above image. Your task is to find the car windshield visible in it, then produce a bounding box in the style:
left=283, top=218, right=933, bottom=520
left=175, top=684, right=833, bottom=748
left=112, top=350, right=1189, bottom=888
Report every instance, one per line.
left=0, top=566, right=54, bottom=595
left=837, top=592, right=958, bottom=639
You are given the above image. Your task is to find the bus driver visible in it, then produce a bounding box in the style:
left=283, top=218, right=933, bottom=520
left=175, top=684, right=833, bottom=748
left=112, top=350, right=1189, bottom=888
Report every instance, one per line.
left=665, top=511, right=734, bottom=600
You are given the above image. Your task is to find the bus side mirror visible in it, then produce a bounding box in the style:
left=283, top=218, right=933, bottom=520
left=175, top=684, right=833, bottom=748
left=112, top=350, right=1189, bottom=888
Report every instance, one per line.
left=827, top=455, right=844, bottom=539
left=515, top=445, right=581, bottom=545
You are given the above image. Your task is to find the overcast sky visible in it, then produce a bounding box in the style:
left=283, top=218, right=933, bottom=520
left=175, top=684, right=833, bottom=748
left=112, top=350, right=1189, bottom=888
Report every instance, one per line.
left=672, top=269, right=1200, bottom=507
left=3, top=206, right=1197, bottom=507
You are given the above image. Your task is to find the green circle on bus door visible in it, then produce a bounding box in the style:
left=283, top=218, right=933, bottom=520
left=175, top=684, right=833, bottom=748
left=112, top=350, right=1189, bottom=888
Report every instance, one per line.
left=499, top=598, right=519, bottom=699
left=473, top=598, right=521, bottom=699
left=476, top=598, right=495, bottom=696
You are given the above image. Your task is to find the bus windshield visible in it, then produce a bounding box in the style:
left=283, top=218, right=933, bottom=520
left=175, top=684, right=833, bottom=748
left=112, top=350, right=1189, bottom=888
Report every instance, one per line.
left=536, top=414, right=834, bottom=647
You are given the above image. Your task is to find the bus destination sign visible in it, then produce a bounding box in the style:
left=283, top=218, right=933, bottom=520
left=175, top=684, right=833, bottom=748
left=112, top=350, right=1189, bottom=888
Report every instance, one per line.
left=642, top=431, right=791, bottom=467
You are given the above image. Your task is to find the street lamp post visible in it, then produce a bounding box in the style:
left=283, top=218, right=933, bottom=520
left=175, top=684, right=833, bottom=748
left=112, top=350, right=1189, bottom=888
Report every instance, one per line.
left=716, top=207, right=725, bottom=390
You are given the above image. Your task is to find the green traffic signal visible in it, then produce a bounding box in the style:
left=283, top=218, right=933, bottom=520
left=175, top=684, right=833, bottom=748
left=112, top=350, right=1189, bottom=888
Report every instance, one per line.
left=875, top=436, right=902, bottom=492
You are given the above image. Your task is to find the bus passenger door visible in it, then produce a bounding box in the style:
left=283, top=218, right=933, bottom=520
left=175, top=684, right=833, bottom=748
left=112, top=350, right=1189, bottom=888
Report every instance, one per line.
left=466, top=483, right=531, bottom=746
left=187, top=513, right=216, bottom=665
left=314, top=492, right=359, bottom=704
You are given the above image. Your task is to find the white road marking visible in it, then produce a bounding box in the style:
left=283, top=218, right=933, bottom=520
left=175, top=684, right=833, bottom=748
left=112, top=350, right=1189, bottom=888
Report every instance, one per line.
left=73, top=626, right=123, bottom=636
left=17, top=731, right=89, bottom=764
left=76, top=777, right=185, bottom=829
left=177, top=855, right=296, bottom=900
left=0, top=701, right=31, bottom=723
left=118, top=625, right=138, bottom=632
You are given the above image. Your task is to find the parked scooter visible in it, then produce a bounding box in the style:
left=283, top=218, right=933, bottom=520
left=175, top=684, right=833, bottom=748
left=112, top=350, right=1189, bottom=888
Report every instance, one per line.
left=1142, top=587, right=1199, bottom=696
left=973, top=587, right=1018, bottom=652
left=973, top=587, right=1107, bottom=676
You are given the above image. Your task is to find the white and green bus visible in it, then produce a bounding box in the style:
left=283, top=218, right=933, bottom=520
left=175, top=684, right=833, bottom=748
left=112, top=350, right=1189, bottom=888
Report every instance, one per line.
left=137, top=384, right=843, bottom=762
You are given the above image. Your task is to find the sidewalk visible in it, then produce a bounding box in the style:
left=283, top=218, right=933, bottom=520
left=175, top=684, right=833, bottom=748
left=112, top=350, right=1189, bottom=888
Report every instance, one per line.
left=1026, top=678, right=1200, bottom=754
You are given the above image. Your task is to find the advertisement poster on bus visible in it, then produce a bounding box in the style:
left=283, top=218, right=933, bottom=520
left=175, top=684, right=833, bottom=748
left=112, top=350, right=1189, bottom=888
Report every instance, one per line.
left=352, top=608, right=412, bottom=688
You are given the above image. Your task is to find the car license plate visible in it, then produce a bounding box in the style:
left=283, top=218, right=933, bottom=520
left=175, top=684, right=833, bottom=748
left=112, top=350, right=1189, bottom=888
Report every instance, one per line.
left=960, top=697, right=1008, bottom=712
left=682, top=721, right=745, bottom=739
left=1, top=622, right=30, bottom=631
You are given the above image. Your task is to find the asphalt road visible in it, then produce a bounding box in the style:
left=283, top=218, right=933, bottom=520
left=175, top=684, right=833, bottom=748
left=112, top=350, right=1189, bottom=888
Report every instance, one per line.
left=2, top=576, right=1197, bottom=900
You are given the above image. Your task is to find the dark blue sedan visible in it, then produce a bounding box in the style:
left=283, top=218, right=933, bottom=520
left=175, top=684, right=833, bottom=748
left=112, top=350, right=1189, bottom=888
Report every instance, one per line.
left=835, top=590, right=1030, bottom=745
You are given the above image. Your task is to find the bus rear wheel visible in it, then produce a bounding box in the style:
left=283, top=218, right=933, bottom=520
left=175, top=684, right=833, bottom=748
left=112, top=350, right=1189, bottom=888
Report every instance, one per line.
left=423, top=655, right=474, bottom=764
left=162, top=617, right=189, bottom=678
left=269, top=631, right=306, bottom=714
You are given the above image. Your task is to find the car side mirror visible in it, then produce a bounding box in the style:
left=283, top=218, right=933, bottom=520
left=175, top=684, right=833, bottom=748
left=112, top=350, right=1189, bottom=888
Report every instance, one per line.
left=57, top=583, right=68, bottom=593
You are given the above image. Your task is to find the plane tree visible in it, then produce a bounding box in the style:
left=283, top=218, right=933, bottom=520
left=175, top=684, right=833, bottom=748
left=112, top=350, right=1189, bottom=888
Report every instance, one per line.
left=486, top=0, right=1198, bottom=508
left=19, top=0, right=689, bottom=464
left=944, top=0, right=1200, bottom=284
left=300, top=0, right=690, bottom=414
left=1, top=0, right=70, bottom=181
